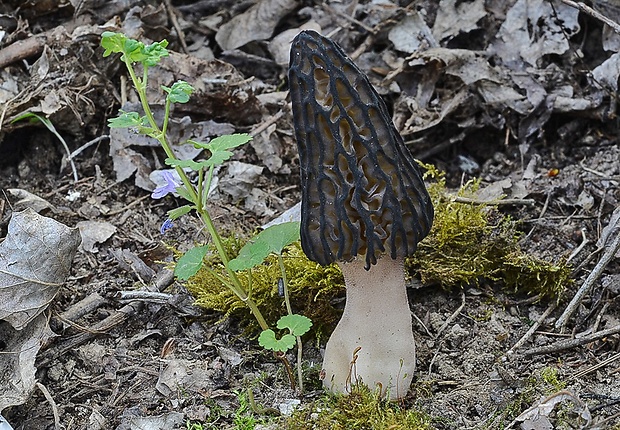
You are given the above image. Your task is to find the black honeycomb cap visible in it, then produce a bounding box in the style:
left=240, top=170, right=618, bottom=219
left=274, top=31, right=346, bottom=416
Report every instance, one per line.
left=289, top=30, right=434, bottom=270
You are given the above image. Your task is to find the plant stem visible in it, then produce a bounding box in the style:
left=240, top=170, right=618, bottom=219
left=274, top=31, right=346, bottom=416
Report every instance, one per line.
left=278, top=254, right=292, bottom=315
left=200, top=209, right=269, bottom=331
left=296, top=336, right=304, bottom=394
left=123, top=57, right=195, bottom=198
left=275, top=351, right=296, bottom=391
left=277, top=253, right=304, bottom=393
left=122, top=54, right=270, bottom=332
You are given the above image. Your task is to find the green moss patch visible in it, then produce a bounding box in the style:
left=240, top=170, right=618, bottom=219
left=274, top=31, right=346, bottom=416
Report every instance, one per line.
left=186, top=165, right=571, bottom=333
left=286, top=384, right=432, bottom=429
left=407, top=164, right=571, bottom=297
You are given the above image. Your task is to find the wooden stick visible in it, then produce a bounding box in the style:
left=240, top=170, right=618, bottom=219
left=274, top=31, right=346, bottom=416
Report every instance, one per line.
left=555, top=214, right=620, bottom=330
left=504, top=302, right=556, bottom=359
left=38, top=270, right=174, bottom=367
left=522, top=324, right=620, bottom=356
left=0, top=36, right=46, bottom=69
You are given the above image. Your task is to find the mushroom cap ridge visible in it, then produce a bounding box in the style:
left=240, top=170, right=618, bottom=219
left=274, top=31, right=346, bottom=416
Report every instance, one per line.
left=289, top=30, right=434, bottom=270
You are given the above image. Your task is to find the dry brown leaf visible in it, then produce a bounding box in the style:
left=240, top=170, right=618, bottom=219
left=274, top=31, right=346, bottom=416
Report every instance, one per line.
left=0, top=208, right=81, bottom=330
left=388, top=12, right=437, bottom=54
left=433, top=0, right=487, bottom=43
left=76, top=220, right=117, bottom=253
left=216, top=0, right=299, bottom=51
left=491, top=0, right=579, bottom=66
left=0, top=315, right=55, bottom=412
left=0, top=209, right=79, bottom=412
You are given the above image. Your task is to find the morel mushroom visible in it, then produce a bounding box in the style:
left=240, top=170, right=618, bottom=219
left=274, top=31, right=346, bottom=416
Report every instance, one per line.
left=289, top=30, right=434, bottom=399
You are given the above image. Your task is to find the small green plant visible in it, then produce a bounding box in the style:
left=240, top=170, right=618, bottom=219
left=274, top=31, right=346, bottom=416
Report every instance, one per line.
left=188, top=239, right=343, bottom=336
left=232, top=389, right=266, bottom=430
left=100, top=31, right=271, bottom=328
left=100, top=32, right=311, bottom=388
left=10, top=112, right=79, bottom=182
left=540, top=366, right=566, bottom=391
left=185, top=421, right=204, bottom=430
left=258, top=314, right=312, bottom=353
left=228, top=222, right=313, bottom=391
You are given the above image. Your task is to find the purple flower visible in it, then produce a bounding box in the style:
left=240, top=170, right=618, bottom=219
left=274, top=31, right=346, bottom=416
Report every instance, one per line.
left=160, top=219, right=174, bottom=234
left=151, top=170, right=180, bottom=199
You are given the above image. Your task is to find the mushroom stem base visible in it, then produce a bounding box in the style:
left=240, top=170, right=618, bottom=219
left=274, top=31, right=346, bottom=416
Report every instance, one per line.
left=322, top=256, right=415, bottom=399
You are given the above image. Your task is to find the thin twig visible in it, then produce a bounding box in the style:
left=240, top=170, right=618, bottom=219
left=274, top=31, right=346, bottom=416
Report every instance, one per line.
left=36, top=382, right=61, bottom=430
left=52, top=292, right=107, bottom=329
left=522, top=324, right=620, bottom=356
left=38, top=270, right=175, bottom=367
left=321, top=2, right=377, bottom=34
left=555, top=214, right=620, bottom=330
left=560, top=0, right=620, bottom=35
left=70, top=135, right=109, bottom=159
left=452, top=196, right=536, bottom=206
left=427, top=339, right=444, bottom=378
left=434, top=292, right=466, bottom=339
left=566, top=228, right=587, bottom=263
left=103, top=194, right=150, bottom=217
left=580, top=159, right=620, bottom=180
left=412, top=311, right=432, bottom=338
left=539, top=191, right=553, bottom=219
left=113, top=290, right=173, bottom=302
left=164, top=0, right=189, bottom=54
left=503, top=302, right=556, bottom=359
left=525, top=191, right=552, bottom=240
left=571, top=351, right=620, bottom=379
left=250, top=110, right=284, bottom=137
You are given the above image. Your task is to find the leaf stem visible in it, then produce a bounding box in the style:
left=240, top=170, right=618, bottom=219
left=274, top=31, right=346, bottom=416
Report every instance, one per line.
left=278, top=254, right=292, bottom=315
left=278, top=253, right=304, bottom=393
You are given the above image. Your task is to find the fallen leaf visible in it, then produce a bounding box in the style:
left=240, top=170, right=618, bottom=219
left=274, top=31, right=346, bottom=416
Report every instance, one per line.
left=515, top=390, right=591, bottom=427
left=592, top=52, right=620, bottom=92
left=268, top=22, right=322, bottom=65
left=129, top=412, right=184, bottom=430
left=7, top=188, right=54, bottom=213
left=433, top=0, right=487, bottom=43
left=262, top=202, right=301, bottom=229
left=245, top=188, right=275, bottom=218
left=491, top=0, right=579, bottom=66
left=0, top=315, right=55, bottom=412
left=250, top=123, right=283, bottom=173
left=476, top=178, right=512, bottom=202
left=155, top=359, right=216, bottom=398
left=218, top=161, right=264, bottom=202
left=0, top=208, right=81, bottom=330
left=389, top=12, right=437, bottom=54
left=77, top=220, right=117, bottom=253
left=215, top=0, right=299, bottom=50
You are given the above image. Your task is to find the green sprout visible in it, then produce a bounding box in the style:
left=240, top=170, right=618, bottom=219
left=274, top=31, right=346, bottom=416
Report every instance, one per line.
left=229, top=221, right=313, bottom=391
left=101, top=31, right=319, bottom=391
left=259, top=314, right=313, bottom=353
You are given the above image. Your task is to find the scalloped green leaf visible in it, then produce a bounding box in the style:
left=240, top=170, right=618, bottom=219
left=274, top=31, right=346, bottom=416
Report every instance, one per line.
left=277, top=314, right=312, bottom=337
left=258, top=329, right=296, bottom=353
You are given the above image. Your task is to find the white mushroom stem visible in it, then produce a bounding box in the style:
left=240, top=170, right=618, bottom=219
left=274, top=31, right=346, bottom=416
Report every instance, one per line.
left=322, top=256, right=416, bottom=399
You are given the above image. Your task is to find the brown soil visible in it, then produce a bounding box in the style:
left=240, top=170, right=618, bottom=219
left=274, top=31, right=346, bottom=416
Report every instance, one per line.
left=0, top=1, right=618, bottom=429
